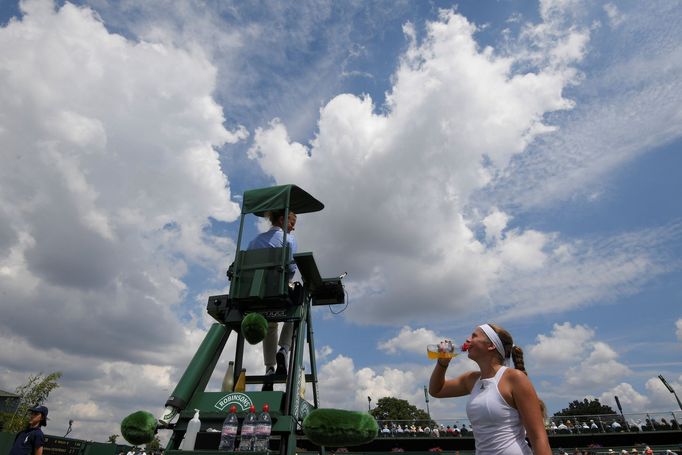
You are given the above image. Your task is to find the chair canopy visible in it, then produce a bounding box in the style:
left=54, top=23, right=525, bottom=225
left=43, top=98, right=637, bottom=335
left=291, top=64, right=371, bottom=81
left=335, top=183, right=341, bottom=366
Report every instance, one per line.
left=241, top=184, right=324, bottom=216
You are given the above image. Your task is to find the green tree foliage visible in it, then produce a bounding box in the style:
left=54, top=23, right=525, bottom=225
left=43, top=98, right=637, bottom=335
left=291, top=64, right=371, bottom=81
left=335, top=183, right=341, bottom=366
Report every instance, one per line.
left=108, top=434, right=120, bottom=443
left=553, top=398, right=616, bottom=417
left=0, top=372, right=62, bottom=432
left=369, top=397, right=435, bottom=428
left=146, top=435, right=161, bottom=451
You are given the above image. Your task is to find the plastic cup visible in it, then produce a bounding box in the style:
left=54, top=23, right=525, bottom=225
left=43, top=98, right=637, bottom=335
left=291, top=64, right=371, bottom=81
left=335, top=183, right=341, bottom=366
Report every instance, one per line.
left=427, top=343, right=458, bottom=359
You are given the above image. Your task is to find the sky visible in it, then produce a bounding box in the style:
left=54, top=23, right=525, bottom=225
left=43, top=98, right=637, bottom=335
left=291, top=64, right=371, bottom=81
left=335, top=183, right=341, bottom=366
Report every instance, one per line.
left=1, top=0, right=681, bottom=443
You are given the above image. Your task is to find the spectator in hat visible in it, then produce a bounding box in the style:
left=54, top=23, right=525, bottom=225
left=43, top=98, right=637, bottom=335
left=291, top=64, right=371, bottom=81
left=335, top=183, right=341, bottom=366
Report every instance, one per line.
left=9, top=405, right=48, bottom=455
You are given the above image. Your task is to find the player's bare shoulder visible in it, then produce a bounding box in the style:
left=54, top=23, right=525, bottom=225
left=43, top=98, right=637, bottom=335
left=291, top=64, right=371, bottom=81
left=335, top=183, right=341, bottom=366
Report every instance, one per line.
left=505, top=367, right=531, bottom=385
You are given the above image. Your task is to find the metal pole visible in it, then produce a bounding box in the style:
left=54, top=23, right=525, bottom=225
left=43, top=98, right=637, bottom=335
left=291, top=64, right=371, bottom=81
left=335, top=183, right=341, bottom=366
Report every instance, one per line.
left=64, top=420, right=73, bottom=437
left=367, top=396, right=371, bottom=412
left=659, top=375, right=682, bottom=412
left=674, top=392, right=682, bottom=412
left=424, top=385, right=431, bottom=421
left=614, top=395, right=629, bottom=431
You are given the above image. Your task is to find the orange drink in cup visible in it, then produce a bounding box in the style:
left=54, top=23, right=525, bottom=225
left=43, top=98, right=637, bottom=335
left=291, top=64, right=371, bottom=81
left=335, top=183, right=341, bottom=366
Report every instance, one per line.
left=427, top=340, right=470, bottom=359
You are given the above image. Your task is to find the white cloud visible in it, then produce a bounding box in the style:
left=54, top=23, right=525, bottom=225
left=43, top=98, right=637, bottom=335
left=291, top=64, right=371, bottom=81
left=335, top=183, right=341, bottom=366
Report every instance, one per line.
left=599, top=382, right=649, bottom=413
left=316, top=345, right=334, bottom=362
left=496, top=229, right=549, bottom=271
left=2, top=0, right=681, bottom=443
left=0, top=0, right=244, bottom=349
left=248, top=8, right=590, bottom=325
left=526, top=322, right=633, bottom=392
left=0, top=0, right=246, bottom=441
left=676, top=318, right=682, bottom=342
left=378, top=326, right=444, bottom=355
left=247, top=4, right=679, bottom=328
left=527, top=322, right=595, bottom=365
left=315, top=354, right=474, bottom=419
left=486, top=2, right=682, bottom=210
left=565, top=342, right=631, bottom=388
left=492, top=226, right=678, bottom=319
left=90, top=0, right=403, bottom=143
left=482, top=208, right=509, bottom=243
left=603, top=3, right=624, bottom=28
left=0, top=329, right=200, bottom=439
left=644, top=375, right=682, bottom=412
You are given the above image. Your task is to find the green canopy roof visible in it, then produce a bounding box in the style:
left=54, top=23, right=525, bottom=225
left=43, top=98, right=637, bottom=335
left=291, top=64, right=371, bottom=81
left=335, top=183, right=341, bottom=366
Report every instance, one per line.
left=241, top=184, right=324, bottom=216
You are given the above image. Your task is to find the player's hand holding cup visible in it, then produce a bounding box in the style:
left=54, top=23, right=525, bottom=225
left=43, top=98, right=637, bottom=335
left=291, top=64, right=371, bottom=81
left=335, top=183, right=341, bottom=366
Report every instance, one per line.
left=427, top=340, right=471, bottom=360
left=427, top=340, right=457, bottom=359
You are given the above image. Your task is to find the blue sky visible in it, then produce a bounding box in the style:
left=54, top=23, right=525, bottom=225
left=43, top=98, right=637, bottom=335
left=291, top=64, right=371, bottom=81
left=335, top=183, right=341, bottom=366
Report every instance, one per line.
left=1, top=0, right=681, bottom=443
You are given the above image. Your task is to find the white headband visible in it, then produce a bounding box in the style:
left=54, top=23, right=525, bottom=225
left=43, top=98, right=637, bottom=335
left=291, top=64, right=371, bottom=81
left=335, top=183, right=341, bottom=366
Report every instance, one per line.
left=479, top=324, right=510, bottom=366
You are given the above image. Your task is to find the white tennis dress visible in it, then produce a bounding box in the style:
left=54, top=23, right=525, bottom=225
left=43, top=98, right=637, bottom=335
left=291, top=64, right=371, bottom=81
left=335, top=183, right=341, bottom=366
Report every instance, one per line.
left=466, top=366, right=533, bottom=455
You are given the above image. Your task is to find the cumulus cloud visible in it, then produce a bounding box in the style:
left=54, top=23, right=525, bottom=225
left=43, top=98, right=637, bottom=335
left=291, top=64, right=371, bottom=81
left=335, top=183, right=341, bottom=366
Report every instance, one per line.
left=0, top=0, right=244, bottom=346
left=644, top=374, right=682, bottom=411
left=2, top=0, right=681, bottom=443
left=246, top=6, right=677, bottom=328
left=599, top=382, right=649, bottom=413
left=378, top=326, right=444, bottom=355
left=0, top=327, right=205, bottom=439
left=89, top=0, right=408, bottom=144
left=526, top=322, right=631, bottom=391
left=248, top=8, right=588, bottom=325
left=527, top=322, right=595, bottom=365
left=565, top=342, right=631, bottom=388
left=315, top=354, right=474, bottom=419
left=316, top=345, right=334, bottom=362
left=676, top=318, right=682, bottom=342
left=0, top=0, right=245, bottom=439
left=482, top=208, right=509, bottom=243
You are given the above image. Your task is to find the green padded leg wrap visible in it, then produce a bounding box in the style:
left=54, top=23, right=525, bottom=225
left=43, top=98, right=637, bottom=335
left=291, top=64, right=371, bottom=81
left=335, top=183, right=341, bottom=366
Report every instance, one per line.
left=303, top=408, right=378, bottom=447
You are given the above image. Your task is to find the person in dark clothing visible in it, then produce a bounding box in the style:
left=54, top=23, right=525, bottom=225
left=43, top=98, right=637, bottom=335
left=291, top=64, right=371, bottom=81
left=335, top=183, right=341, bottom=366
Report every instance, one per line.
left=9, top=405, right=48, bottom=455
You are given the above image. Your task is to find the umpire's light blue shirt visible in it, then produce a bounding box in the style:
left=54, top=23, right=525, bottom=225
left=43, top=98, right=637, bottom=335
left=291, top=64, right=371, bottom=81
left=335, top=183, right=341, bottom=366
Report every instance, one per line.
left=247, top=227, right=297, bottom=278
